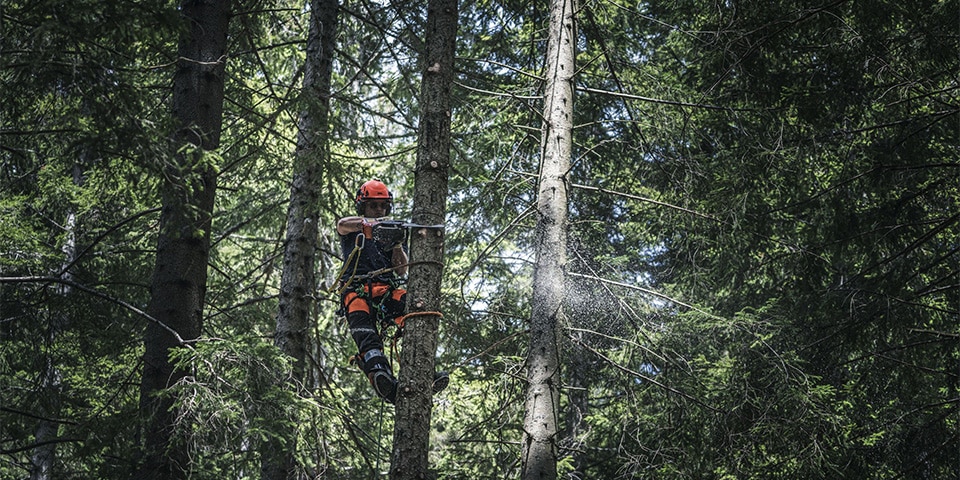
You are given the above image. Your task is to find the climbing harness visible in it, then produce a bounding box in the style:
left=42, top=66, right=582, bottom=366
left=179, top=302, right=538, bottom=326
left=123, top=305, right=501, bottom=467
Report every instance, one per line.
left=343, top=277, right=411, bottom=365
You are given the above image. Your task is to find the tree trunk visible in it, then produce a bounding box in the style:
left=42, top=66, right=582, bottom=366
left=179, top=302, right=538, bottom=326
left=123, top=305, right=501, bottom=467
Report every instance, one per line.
left=261, top=0, right=337, bottom=478
left=137, top=1, right=230, bottom=479
left=389, top=0, right=457, bottom=477
left=30, top=164, right=81, bottom=480
left=521, top=0, right=575, bottom=476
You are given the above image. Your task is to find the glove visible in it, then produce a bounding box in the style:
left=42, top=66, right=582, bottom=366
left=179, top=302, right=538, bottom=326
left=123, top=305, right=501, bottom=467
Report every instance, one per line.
left=360, top=219, right=375, bottom=239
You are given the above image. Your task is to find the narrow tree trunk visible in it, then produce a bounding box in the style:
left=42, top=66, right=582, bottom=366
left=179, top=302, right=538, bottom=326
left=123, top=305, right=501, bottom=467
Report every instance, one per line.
left=137, top=1, right=230, bottom=479
left=261, top=0, right=337, bottom=478
left=389, top=0, right=457, bottom=477
left=30, top=164, right=81, bottom=480
left=521, top=0, right=575, bottom=476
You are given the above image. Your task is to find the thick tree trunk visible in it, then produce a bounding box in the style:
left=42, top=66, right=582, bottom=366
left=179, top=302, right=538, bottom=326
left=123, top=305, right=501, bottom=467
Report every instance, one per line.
left=137, top=1, right=230, bottom=479
left=521, top=0, right=575, bottom=476
left=260, top=0, right=337, bottom=478
left=389, top=0, right=457, bottom=477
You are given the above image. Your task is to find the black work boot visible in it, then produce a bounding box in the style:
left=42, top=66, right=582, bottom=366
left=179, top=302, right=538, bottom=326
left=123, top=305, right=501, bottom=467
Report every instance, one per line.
left=362, top=350, right=397, bottom=404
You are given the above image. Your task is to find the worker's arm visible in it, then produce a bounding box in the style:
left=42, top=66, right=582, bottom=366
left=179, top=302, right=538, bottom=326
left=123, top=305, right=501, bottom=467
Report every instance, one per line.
left=336, top=216, right=366, bottom=235
left=392, top=244, right=408, bottom=276
left=337, top=216, right=391, bottom=235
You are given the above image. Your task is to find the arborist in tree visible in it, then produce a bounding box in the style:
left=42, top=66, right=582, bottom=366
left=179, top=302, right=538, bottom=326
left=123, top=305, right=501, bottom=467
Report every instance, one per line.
left=335, top=179, right=448, bottom=404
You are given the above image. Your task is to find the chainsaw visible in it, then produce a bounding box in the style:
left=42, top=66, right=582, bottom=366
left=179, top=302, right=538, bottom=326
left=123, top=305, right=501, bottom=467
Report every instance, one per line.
left=363, top=219, right=444, bottom=250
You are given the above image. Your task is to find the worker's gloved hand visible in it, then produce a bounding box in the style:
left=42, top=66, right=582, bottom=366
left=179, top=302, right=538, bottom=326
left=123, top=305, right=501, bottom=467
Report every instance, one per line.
left=360, top=217, right=390, bottom=238
left=360, top=219, right=375, bottom=239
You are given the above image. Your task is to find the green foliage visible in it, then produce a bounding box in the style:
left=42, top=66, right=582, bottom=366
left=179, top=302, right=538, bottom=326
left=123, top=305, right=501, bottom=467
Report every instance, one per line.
left=163, top=338, right=306, bottom=478
left=2, top=0, right=957, bottom=478
left=623, top=1, right=960, bottom=478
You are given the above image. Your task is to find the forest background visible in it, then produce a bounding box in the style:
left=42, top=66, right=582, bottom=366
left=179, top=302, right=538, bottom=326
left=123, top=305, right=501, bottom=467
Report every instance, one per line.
left=1, top=0, right=958, bottom=479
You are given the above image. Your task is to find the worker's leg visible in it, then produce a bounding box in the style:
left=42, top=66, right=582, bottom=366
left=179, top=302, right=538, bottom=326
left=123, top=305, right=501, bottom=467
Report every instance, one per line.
left=379, top=287, right=407, bottom=326
left=343, top=291, right=397, bottom=403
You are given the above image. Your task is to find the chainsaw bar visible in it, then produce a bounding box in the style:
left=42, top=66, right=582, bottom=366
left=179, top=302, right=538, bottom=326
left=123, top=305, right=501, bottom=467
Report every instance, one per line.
left=377, top=220, right=444, bottom=230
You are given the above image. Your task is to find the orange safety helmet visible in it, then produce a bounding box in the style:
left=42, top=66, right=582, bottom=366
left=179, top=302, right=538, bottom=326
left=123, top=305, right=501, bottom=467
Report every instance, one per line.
left=355, top=179, right=393, bottom=215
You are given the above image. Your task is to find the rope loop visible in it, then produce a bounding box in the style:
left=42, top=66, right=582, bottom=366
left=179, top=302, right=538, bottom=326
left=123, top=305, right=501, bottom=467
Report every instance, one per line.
left=394, top=310, right=443, bottom=329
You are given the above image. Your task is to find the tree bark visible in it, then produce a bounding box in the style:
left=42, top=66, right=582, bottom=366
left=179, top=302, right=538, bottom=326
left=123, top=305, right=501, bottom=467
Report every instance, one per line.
left=521, top=0, right=575, bottom=476
left=389, top=0, right=457, bottom=478
left=137, top=1, right=230, bottom=479
left=261, top=0, right=337, bottom=478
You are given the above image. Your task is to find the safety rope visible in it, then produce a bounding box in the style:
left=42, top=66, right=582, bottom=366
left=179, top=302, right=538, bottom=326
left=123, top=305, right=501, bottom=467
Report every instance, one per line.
left=384, top=311, right=443, bottom=369
left=393, top=310, right=443, bottom=329
left=329, top=240, right=362, bottom=296
left=373, top=398, right=385, bottom=479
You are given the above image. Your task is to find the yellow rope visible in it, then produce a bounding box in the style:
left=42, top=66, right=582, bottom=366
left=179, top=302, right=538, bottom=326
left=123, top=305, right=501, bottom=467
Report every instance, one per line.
left=329, top=243, right=362, bottom=295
